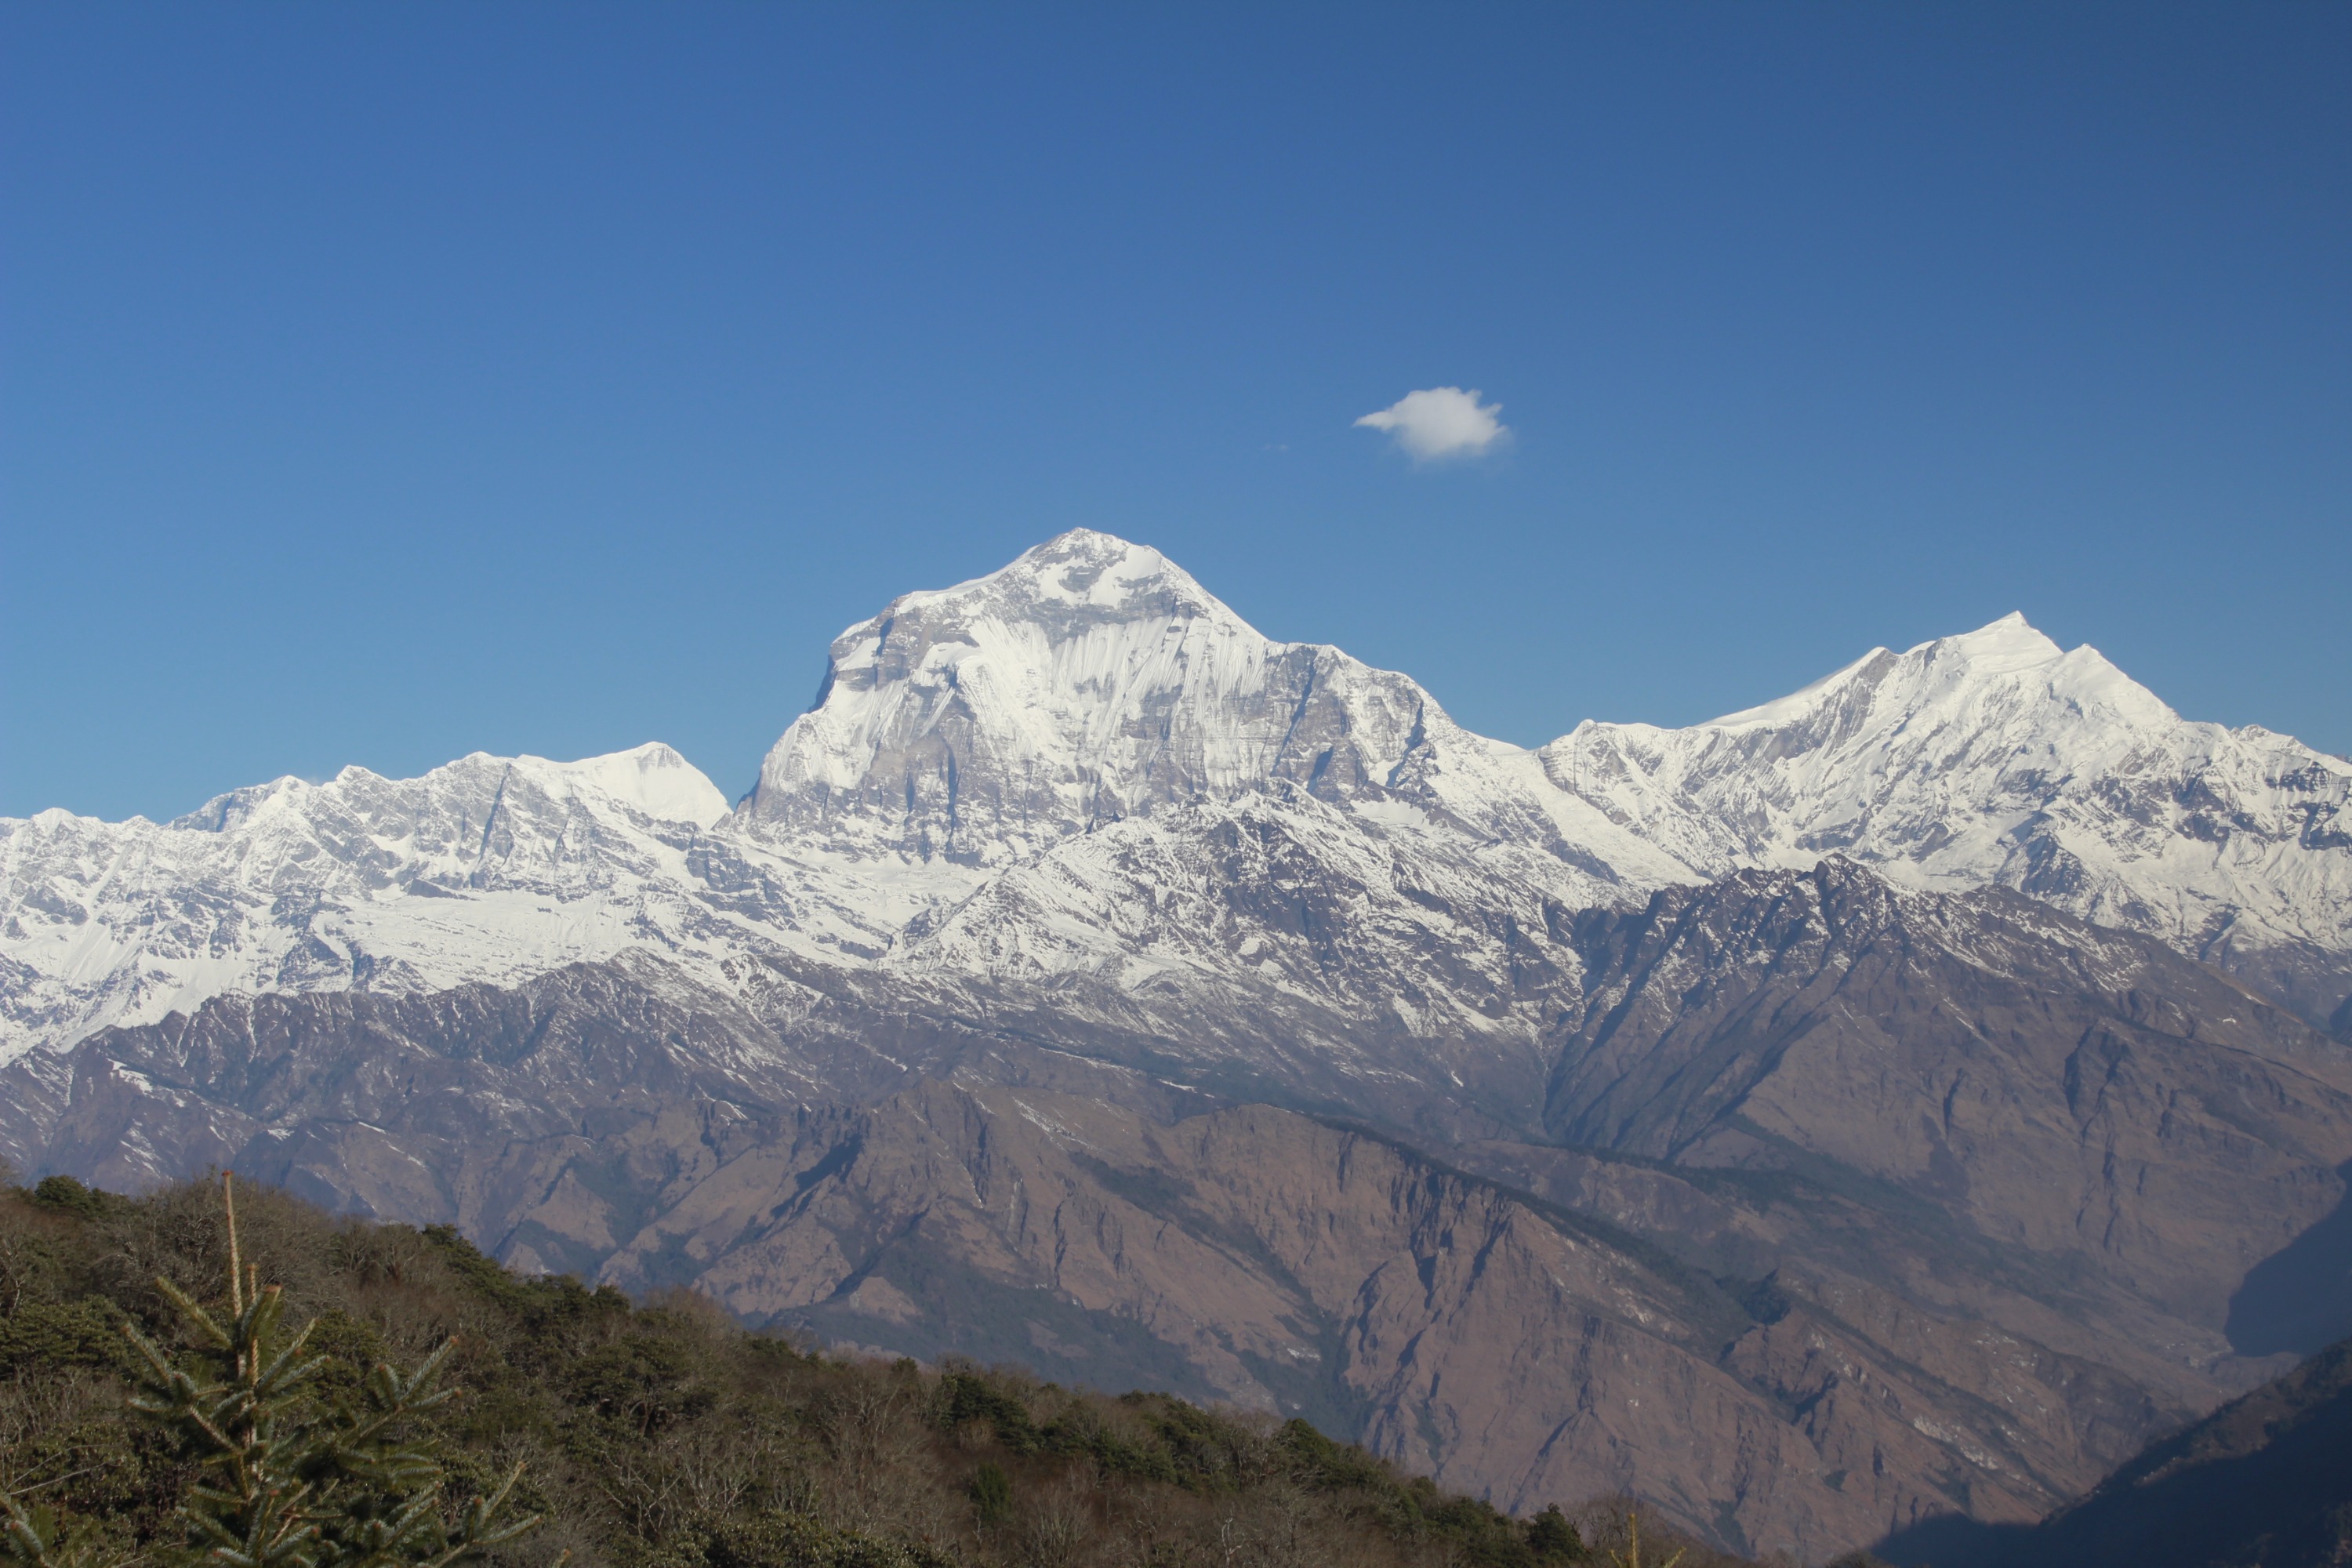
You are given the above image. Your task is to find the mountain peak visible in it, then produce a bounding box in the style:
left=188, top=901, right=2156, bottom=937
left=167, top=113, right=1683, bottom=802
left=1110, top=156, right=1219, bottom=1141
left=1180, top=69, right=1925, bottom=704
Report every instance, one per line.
left=1005, top=528, right=1192, bottom=596
left=547, top=742, right=730, bottom=827
left=1702, top=613, right=2067, bottom=731
left=736, top=533, right=1439, bottom=855
left=877, top=528, right=1245, bottom=635
left=1932, top=611, right=2065, bottom=673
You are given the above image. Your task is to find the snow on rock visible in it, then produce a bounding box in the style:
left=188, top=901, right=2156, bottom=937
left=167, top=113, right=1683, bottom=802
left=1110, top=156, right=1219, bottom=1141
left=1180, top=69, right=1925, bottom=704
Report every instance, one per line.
left=1536, top=612, right=2352, bottom=982
left=3, top=534, right=2347, bottom=1069
left=0, top=744, right=751, bottom=1060
left=740, top=530, right=1437, bottom=857
left=736, top=528, right=1695, bottom=893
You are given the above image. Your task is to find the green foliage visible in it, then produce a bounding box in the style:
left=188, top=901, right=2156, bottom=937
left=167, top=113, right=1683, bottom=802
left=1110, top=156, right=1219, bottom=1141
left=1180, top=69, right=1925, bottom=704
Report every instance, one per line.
left=0, top=1500, right=107, bottom=1568
left=648, top=1512, right=960, bottom=1568
left=1527, top=1506, right=1587, bottom=1563
left=1276, top=1417, right=1388, bottom=1493
left=76, top=1176, right=546, bottom=1568
left=935, top=1374, right=1039, bottom=1454
left=27, top=1178, right=126, bottom=1225
left=966, top=1465, right=1011, bottom=1529
left=0, top=1298, right=138, bottom=1380
left=1269, top=1417, right=1559, bottom=1566
left=0, top=1174, right=1751, bottom=1568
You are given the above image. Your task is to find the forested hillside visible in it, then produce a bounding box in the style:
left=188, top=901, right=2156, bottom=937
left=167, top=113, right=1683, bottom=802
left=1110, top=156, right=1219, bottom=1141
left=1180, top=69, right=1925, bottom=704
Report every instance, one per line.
left=0, top=1173, right=1758, bottom=1568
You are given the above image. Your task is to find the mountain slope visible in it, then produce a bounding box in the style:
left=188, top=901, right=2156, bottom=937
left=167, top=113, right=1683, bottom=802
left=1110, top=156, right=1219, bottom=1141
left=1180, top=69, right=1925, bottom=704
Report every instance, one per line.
left=4, top=1173, right=1715, bottom=1568
left=0, top=742, right=739, bottom=1059
left=3, top=529, right=2350, bottom=1558
left=0, top=963, right=2194, bottom=1561
left=1545, top=615, right=2352, bottom=1023
left=11, top=854, right=2343, bottom=1556
left=641, top=1079, right=2059, bottom=1560
left=1545, top=858, right=2352, bottom=1329
left=6, top=532, right=2346, bottom=1076
left=1878, top=1334, right=2352, bottom=1567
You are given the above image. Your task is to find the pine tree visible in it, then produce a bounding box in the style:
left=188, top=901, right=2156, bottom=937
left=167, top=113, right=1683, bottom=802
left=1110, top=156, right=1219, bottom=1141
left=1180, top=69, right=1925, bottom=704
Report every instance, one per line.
left=0, top=1502, right=102, bottom=1568
left=4, top=1174, right=554, bottom=1568
left=1605, top=1510, right=1682, bottom=1568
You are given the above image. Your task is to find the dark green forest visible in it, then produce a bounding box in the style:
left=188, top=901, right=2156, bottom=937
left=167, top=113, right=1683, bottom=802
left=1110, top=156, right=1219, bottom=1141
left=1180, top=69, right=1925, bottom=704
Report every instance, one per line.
left=0, top=1173, right=1759, bottom=1568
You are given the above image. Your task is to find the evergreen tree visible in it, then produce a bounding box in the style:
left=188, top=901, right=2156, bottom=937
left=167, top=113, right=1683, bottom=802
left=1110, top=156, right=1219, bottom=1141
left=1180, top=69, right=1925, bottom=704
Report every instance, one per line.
left=3, top=1175, right=553, bottom=1568
left=1526, top=1504, right=1586, bottom=1563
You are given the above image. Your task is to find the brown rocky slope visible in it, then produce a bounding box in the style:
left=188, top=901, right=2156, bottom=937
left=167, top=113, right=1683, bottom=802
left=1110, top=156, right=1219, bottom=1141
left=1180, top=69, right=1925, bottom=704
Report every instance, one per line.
left=4, top=859, right=2350, bottom=1559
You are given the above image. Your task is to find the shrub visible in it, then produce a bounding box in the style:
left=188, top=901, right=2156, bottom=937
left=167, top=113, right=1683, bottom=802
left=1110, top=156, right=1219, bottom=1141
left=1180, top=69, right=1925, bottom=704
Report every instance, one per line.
left=0, top=1174, right=1751, bottom=1568
left=2, top=1175, right=550, bottom=1568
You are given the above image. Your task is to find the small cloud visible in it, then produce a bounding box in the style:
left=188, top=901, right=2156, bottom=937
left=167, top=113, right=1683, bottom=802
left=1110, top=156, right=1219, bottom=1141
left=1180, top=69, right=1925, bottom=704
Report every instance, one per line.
left=1355, top=387, right=1508, bottom=462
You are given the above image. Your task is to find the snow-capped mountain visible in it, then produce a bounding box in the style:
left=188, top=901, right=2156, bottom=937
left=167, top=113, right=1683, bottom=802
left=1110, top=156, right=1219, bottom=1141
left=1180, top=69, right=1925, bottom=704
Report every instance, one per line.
left=0, top=744, right=735, bottom=1062
left=1543, top=612, right=2352, bottom=1019
left=2, top=528, right=2347, bottom=1073
left=741, top=531, right=1432, bottom=854
left=8, top=528, right=2350, bottom=1558
left=738, top=529, right=1688, bottom=888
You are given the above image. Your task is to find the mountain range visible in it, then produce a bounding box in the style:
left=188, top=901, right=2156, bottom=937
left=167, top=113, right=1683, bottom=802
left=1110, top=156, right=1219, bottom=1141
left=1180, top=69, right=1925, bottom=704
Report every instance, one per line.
left=4, top=528, right=2348, bottom=1560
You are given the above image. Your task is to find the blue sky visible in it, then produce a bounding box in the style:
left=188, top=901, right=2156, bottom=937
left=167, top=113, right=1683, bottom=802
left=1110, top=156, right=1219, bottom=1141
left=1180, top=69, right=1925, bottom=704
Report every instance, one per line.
left=5, top=3, right=2347, bottom=820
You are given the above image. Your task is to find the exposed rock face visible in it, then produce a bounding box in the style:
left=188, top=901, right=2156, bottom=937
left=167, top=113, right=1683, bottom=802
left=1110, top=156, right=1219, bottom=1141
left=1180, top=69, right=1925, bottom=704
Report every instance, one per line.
left=3, top=530, right=2350, bottom=1558
left=1547, top=860, right=2352, bottom=1330
left=879, top=788, right=1586, bottom=1143
left=598, top=1076, right=2209, bottom=1561
left=1875, top=1336, right=2352, bottom=1568
left=9, top=857, right=2346, bottom=1557
left=0, top=956, right=823, bottom=1264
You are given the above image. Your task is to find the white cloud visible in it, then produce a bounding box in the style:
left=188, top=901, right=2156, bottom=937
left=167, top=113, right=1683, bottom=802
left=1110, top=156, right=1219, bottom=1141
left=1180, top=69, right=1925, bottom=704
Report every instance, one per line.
left=1354, top=387, right=1508, bottom=462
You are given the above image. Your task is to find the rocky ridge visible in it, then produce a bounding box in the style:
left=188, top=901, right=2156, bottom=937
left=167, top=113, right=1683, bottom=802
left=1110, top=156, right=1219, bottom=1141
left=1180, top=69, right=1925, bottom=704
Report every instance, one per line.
left=1545, top=614, right=2352, bottom=1022
left=8, top=859, right=2347, bottom=1556
left=3, top=528, right=2350, bottom=1558
left=9, top=531, right=2346, bottom=1070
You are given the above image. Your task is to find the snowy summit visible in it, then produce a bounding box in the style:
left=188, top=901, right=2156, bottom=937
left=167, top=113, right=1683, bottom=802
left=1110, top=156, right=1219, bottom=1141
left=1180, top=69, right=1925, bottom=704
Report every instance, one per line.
left=2, top=529, right=2347, bottom=1067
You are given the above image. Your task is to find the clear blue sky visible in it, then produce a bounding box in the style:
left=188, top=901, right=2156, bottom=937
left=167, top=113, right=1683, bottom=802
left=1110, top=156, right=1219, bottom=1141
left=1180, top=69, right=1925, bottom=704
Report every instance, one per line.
left=5, top=3, right=2347, bottom=821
